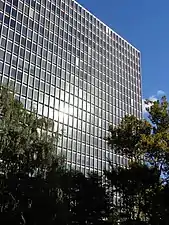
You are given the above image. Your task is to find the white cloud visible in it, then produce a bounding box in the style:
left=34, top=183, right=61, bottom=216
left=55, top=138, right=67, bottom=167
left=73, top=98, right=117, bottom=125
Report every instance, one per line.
left=149, top=95, right=157, bottom=102
left=142, top=90, right=165, bottom=116
left=157, top=90, right=165, bottom=97
left=142, top=97, right=156, bottom=115
left=142, top=95, right=159, bottom=116
left=142, top=99, right=147, bottom=114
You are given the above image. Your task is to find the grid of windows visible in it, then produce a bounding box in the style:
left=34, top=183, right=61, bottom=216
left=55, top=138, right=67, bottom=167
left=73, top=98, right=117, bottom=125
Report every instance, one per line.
left=0, top=0, right=142, bottom=175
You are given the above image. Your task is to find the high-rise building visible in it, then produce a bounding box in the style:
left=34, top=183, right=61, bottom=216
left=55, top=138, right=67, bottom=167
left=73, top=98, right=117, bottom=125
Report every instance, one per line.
left=0, top=0, right=142, bottom=175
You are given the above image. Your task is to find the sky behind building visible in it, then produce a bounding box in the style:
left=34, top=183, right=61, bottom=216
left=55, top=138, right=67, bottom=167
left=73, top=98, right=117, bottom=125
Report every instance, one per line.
left=77, top=0, right=169, bottom=100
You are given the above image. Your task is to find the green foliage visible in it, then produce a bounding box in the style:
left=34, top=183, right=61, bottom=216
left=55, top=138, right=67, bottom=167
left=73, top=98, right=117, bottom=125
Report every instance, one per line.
left=69, top=172, right=111, bottom=225
left=0, top=86, right=60, bottom=177
left=106, top=115, right=151, bottom=159
left=141, top=97, right=169, bottom=180
left=0, top=86, right=110, bottom=225
left=105, top=163, right=160, bottom=224
left=1, top=86, right=169, bottom=225
left=105, top=96, right=169, bottom=224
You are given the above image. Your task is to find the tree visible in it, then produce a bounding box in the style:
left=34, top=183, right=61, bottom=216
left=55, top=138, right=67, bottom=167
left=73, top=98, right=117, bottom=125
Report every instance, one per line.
left=105, top=96, right=169, bottom=225
left=69, top=172, right=111, bottom=225
left=0, top=86, right=111, bottom=225
left=0, top=86, right=67, bottom=224
left=105, top=163, right=160, bottom=224
left=141, top=96, right=169, bottom=182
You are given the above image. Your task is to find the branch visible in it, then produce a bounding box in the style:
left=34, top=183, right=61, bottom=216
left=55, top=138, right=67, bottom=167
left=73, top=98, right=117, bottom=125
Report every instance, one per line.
left=21, top=212, right=26, bottom=225
left=136, top=197, right=142, bottom=221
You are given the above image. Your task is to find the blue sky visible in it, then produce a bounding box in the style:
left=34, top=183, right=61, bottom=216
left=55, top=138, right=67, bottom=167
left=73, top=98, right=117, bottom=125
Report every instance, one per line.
left=77, top=0, right=169, bottom=100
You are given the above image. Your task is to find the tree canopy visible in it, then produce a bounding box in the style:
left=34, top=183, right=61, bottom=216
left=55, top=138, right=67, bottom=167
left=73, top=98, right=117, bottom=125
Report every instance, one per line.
left=0, top=86, right=110, bottom=225
left=105, top=96, right=169, bottom=224
left=0, top=86, right=169, bottom=225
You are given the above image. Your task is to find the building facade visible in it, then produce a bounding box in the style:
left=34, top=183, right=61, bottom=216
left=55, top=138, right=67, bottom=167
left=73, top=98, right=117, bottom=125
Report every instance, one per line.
left=0, top=0, right=142, bottom=175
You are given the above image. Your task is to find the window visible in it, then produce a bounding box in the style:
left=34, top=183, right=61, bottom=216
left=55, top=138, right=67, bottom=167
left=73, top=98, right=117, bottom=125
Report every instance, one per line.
left=27, top=40, right=32, bottom=50
left=14, top=44, right=19, bottom=55
left=0, top=12, right=3, bottom=22
left=75, top=57, right=79, bottom=67
left=22, top=26, right=27, bottom=36
left=24, top=5, right=29, bottom=15
left=29, top=8, right=34, bottom=18
left=6, top=4, right=11, bottom=14
left=19, top=48, right=24, bottom=59
left=16, top=22, right=21, bottom=33
left=4, top=16, right=10, bottom=25
left=18, top=58, right=23, bottom=69
left=4, top=64, right=10, bottom=75
left=15, top=33, right=20, bottom=43
left=22, top=85, right=27, bottom=96
left=2, top=26, right=8, bottom=37
left=0, top=37, right=7, bottom=48
left=11, top=68, right=16, bottom=79
left=17, top=70, right=22, bottom=82
left=12, top=55, right=17, bottom=67
left=13, top=0, right=18, bottom=7
left=23, top=16, right=28, bottom=26
left=0, top=0, right=4, bottom=11
left=12, top=8, right=17, bottom=18
left=5, top=52, right=11, bottom=64
left=10, top=19, right=16, bottom=29
left=33, top=90, right=38, bottom=101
